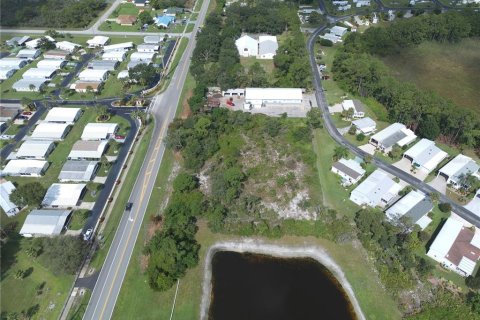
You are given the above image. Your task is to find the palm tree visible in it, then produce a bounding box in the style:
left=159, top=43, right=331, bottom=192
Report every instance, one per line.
left=333, top=146, right=349, bottom=161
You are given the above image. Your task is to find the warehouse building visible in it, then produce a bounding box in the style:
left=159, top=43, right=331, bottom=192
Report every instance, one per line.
left=42, top=183, right=86, bottom=208
left=31, top=122, right=70, bottom=140
left=19, top=209, right=72, bottom=237
left=2, top=159, right=49, bottom=177
left=45, top=107, right=81, bottom=124
left=68, top=140, right=108, bottom=160
left=244, top=88, right=303, bottom=108
left=59, top=160, right=98, bottom=182
left=16, top=140, right=55, bottom=159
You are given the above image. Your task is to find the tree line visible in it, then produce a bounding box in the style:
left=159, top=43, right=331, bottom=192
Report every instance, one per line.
left=1, top=0, right=106, bottom=28
left=332, top=11, right=480, bottom=149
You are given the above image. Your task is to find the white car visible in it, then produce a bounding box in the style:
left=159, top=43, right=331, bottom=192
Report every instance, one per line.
left=83, top=228, right=93, bottom=241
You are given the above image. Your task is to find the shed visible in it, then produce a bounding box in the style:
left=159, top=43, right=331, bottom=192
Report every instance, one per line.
left=352, top=117, right=376, bottom=135
left=0, top=180, right=19, bottom=217
left=16, top=49, right=41, bottom=60
left=78, top=69, right=109, bottom=82
left=31, top=122, right=70, bottom=140
left=102, top=51, right=126, bottom=62
left=68, top=140, right=108, bottom=160
left=19, top=209, right=72, bottom=237
left=81, top=123, right=118, bottom=140
left=2, top=159, right=49, bottom=177
left=22, top=68, right=56, bottom=80
left=87, top=36, right=110, bottom=48
left=16, top=140, right=55, bottom=159
left=12, top=79, right=47, bottom=92
left=42, top=183, right=86, bottom=208
left=403, top=139, right=448, bottom=173
left=45, top=107, right=81, bottom=124
left=59, top=160, right=98, bottom=182
left=37, top=59, right=66, bottom=69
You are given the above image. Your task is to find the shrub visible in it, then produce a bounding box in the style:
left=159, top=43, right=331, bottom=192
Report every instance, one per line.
left=319, top=39, right=333, bottom=47
left=439, top=203, right=452, bottom=213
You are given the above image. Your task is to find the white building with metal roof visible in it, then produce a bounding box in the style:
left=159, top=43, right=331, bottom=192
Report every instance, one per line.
left=16, top=140, right=55, bottom=159
left=244, top=88, right=303, bottom=108
left=403, top=139, right=448, bottom=173
left=56, top=41, right=80, bottom=52
left=350, top=169, right=402, bottom=207
left=144, top=35, right=163, bottom=44
left=427, top=218, right=480, bottom=276
left=258, top=36, right=278, bottom=59
left=352, top=117, right=376, bottom=135
left=81, top=123, right=118, bottom=140
left=235, top=35, right=258, bottom=58
left=59, top=160, right=98, bottom=182
left=79, top=69, right=109, bottom=82
left=369, top=123, right=417, bottom=153
left=87, top=36, right=110, bottom=48
left=37, top=59, right=66, bottom=70
left=2, top=159, right=49, bottom=177
left=88, top=60, right=119, bottom=71
left=103, top=42, right=134, bottom=52
left=330, top=26, right=348, bottom=37
left=12, top=79, right=47, bottom=92
left=45, top=107, right=81, bottom=124
left=102, top=50, right=127, bottom=62
left=0, top=67, right=17, bottom=80
left=16, top=49, right=41, bottom=60
left=342, top=99, right=365, bottom=118
left=130, top=52, right=155, bottom=62
left=68, top=140, right=108, bottom=160
left=22, top=68, right=57, bottom=80
left=42, top=183, right=86, bottom=208
left=331, top=158, right=365, bottom=186
left=0, top=58, right=28, bottom=69
left=137, top=44, right=159, bottom=52
left=0, top=180, right=19, bottom=217
left=438, top=154, right=480, bottom=189
left=385, top=190, right=433, bottom=230
left=19, top=209, right=72, bottom=237
left=31, top=122, right=70, bottom=140
left=25, top=36, right=55, bottom=49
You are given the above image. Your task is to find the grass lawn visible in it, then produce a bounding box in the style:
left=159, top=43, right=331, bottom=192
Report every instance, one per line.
left=193, top=0, right=204, bottom=11
left=66, top=289, right=91, bottom=320
left=4, top=123, right=25, bottom=135
left=0, top=210, right=74, bottom=319
left=381, top=38, right=480, bottom=113
left=240, top=56, right=276, bottom=82
left=69, top=210, right=91, bottom=230
left=316, top=44, right=349, bottom=105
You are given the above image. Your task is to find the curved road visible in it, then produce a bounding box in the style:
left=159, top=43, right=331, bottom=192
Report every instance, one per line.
left=307, top=22, right=480, bottom=227
left=82, top=0, right=210, bottom=318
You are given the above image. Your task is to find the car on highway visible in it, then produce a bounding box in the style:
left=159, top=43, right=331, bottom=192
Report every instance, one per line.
left=83, top=228, right=93, bottom=241
left=125, top=202, right=133, bottom=211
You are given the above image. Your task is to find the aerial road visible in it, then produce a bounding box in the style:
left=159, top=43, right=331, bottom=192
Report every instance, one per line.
left=82, top=0, right=210, bottom=319
left=306, top=22, right=480, bottom=228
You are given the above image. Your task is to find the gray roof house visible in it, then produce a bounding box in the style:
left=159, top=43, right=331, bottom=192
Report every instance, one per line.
left=59, top=160, right=98, bottom=182
left=88, top=60, right=119, bottom=71
left=19, top=209, right=72, bottom=237
left=385, top=190, right=433, bottom=230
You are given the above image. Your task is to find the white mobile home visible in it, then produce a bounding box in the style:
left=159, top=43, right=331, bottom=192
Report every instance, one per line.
left=56, top=41, right=80, bottom=52
left=16, top=49, right=41, bottom=60
left=19, top=209, right=72, bottom=237
left=235, top=35, right=258, bottom=58
left=385, top=190, right=433, bottom=230
left=438, top=154, right=480, bottom=189
left=352, top=117, right=376, bottom=135
left=31, top=122, right=70, bottom=140
left=87, top=36, right=110, bottom=48
left=0, top=67, right=17, bottom=80
left=331, top=158, right=365, bottom=186
left=68, top=140, right=108, bottom=160
left=81, top=123, right=118, bottom=140
left=342, top=99, right=365, bottom=118
left=59, top=160, right=98, bottom=182
left=103, top=42, right=134, bottom=52
left=37, top=59, right=66, bottom=70
left=16, top=140, right=55, bottom=159
left=2, top=159, right=49, bottom=177
left=22, top=68, right=56, bottom=80
left=12, top=79, right=47, bottom=92
left=403, top=139, right=448, bottom=173
left=78, top=69, right=109, bottom=82
left=102, top=51, right=127, bottom=62
left=0, top=180, right=20, bottom=217
left=350, top=169, right=402, bottom=207
left=0, top=58, right=28, bottom=69
left=42, top=183, right=86, bottom=208
left=45, top=107, right=81, bottom=124
left=369, top=123, right=417, bottom=153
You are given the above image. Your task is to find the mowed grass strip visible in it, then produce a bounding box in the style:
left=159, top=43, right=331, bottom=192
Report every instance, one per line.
left=381, top=38, right=480, bottom=113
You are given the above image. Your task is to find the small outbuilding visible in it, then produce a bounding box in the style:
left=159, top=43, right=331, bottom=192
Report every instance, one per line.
left=42, top=183, right=86, bottom=208
left=2, top=159, right=49, bottom=177
left=59, top=160, right=98, bottom=182
left=16, top=140, right=55, bottom=159
left=19, top=209, right=72, bottom=237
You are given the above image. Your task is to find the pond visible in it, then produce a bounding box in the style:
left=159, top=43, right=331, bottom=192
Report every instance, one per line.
left=209, top=251, right=356, bottom=320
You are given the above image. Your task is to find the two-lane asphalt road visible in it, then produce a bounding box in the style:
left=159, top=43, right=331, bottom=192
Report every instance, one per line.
left=82, top=0, right=210, bottom=319
left=306, top=24, right=480, bottom=228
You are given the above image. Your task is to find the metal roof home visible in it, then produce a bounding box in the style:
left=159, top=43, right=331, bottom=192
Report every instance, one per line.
left=0, top=58, right=28, bottom=69
left=352, top=117, right=376, bottom=135
left=127, top=60, right=149, bottom=69
left=2, top=159, right=49, bottom=177
left=43, top=50, right=70, bottom=60
left=37, top=59, right=66, bottom=69
left=72, top=81, right=102, bottom=93
left=12, top=79, right=47, bottom=92
left=19, top=209, right=72, bottom=237
left=25, top=36, right=55, bottom=49
left=465, top=190, right=480, bottom=218
left=438, top=154, right=479, bottom=188
left=56, top=41, right=81, bottom=52
left=0, top=104, right=22, bottom=122
left=0, top=67, right=17, bottom=80
left=87, top=36, right=110, bottom=48
left=78, top=69, right=109, bottom=82
left=235, top=35, right=258, bottom=57
left=258, top=36, right=278, bottom=59
left=350, top=169, right=402, bottom=207
left=369, top=123, right=417, bottom=152
left=385, top=190, right=433, bottom=229
left=81, top=123, right=118, bottom=140
left=22, top=68, right=56, bottom=80
left=88, top=60, right=119, bottom=71
left=6, top=36, right=30, bottom=46
left=59, top=160, right=98, bottom=182
left=342, top=99, right=365, bottom=118
left=137, top=44, right=159, bottom=52
left=403, top=139, right=448, bottom=173
left=130, top=52, right=155, bottom=61
left=330, top=26, right=348, bottom=37
left=42, top=183, right=86, bottom=208
left=331, top=158, right=365, bottom=186
left=102, top=51, right=126, bottom=62
left=103, top=42, right=134, bottom=52
left=45, top=107, right=81, bottom=124
left=68, top=140, right=108, bottom=160
left=16, top=140, right=55, bottom=159
left=0, top=180, right=19, bottom=217
left=31, top=122, right=70, bottom=140
left=144, top=36, right=163, bottom=44
left=427, top=218, right=480, bottom=276
left=16, top=49, right=41, bottom=60
left=116, top=15, right=137, bottom=25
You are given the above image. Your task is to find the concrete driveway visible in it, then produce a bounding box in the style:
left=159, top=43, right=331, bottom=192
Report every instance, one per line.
left=428, top=175, right=447, bottom=195
left=359, top=143, right=376, bottom=155
left=393, top=158, right=429, bottom=181
left=328, top=103, right=343, bottom=114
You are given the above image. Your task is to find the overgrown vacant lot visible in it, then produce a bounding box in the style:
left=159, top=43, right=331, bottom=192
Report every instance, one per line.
left=381, top=38, right=480, bottom=113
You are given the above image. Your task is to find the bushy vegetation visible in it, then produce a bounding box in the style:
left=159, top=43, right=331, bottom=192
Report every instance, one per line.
left=0, top=0, right=107, bottom=27
left=9, top=182, right=46, bottom=208
left=332, top=11, right=480, bottom=149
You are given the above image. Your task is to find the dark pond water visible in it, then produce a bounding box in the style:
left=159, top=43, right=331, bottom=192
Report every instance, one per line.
left=209, top=251, right=356, bottom=320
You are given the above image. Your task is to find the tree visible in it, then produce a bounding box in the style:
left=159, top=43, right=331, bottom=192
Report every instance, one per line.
left=356, top=133, right=366, bottom=141
left=14, top=269, right=25, bottom=279
left=319, top=39, right=333, bottom=47
left=429, top=192, right=440, bottom=204
left=20, top=97, right=34, bottom=109
left=41, top=236, right=88, bottom=274
left=348, top=125, right=357, bottom=135
left=308, top=12, right=325, bottom=25
left=438, top=202, right=452, bottom=213
left=37, top=37, right=56, bottom=50
left=468, top=292, right=480, bottom=315
left=418, top=115, right=441, bottom=140
left=128, top=63, right=157, bottom=86
left=388, top=145, right=402, bottom=160
left=306, top=108, right=323, bottom=129
left=333, top=146, right=348, bottom=161
left=138, top=11, right=153, bottom=25
left=173, top=173, right=199, bottom=193
left=9, top=182, right=46, bottom=207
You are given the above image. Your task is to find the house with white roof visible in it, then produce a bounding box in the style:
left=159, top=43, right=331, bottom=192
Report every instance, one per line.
left=0, top=67, right=17, bottom=80
left=87, top=36, right=110, bottom=48
left=5, top=36, right=30, bottom=47
left=330, top=26, right=348, bottom=37
left=2, top=159, right=49, bottom=177
left=42, top=183, right=86, bottom=208
left=37, top=59, right=66, bottom=70
left=25, top=36, right=55, bottom=49
left=59, top=160, right=98, bottom=182
left=244, top=88, right=303, bottom=108
left=342, top=99, right=365, bottom=118
left=31, top=123, right=70, bottom=140
left=68, top=140, right=108, bottom=160
left=258, top=36, right=278, bottom=59
left=81, top=123, right=118, bottom=140
left=144, top=35, right=163, bottom=44
left=331, top=158, right=366, bottom=186
left=56, top=41, right=80, bottom=52
left=78, top=69, right=109, bottom=82
left=102, top=51, right=127, bottom=62
left=130, top=52, right=155, bottom=62
left=103, top=42, right=134, bottom=52
left=137, top=44, right=159, bottom=53
left=127, top=60, right=150, bottom=70
left=438, top=154, right=480, bottom=189
left=88, top=60, right=119, bottom=71
left=12, top=79, right=47, bottom=92
left=22, top=68, right=57, bottom=80
left=16, top=49, right=41, bottom=60
left=235, top=35, right=258, bottom=58
left=0, top=58, right=28, bottom=69
left=16, top=140, right=55, bottom=159
left=427, top=218, right=480, bottom=276
left=45, top=107, right=81, bottom=124
left=0, top=180, right=20, bottom=217
left=385, top=190, right=433, bottom=230
left=369, top=123, right=417, bottom=153
left=320, top=33, right=341, bottom=43
left=352, top=117, right=376, bottom=135
left=43, top=50, right=70, bottom=60
left=403, top=139, right=448, bottom=173
left=19, top=209, right=72, bottom=237
left=350, top=169, right=402, bottom=207
left=464, top=190, right=480, bottom=218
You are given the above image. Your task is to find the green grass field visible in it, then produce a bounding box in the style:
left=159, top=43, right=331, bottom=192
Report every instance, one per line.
left=382, top=38, right=480, bottom=113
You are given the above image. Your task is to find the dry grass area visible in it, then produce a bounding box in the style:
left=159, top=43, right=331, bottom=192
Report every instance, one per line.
left=382, top=38, right=480, bottom=113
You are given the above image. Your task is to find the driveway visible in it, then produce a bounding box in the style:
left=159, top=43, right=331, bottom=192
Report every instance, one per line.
left=328, top=103, right=343, bottom=114
left=359, top=143, right=376, bottom=155
left=428, top=175, right=447, bottom=195
left=393, top=158, right=429, bottom=181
